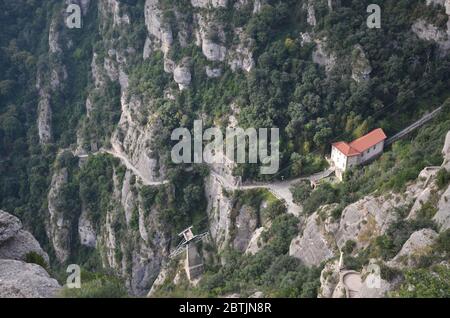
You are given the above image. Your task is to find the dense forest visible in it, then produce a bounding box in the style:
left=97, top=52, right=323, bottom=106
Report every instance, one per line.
left=0, top=0, right=449, bottom=297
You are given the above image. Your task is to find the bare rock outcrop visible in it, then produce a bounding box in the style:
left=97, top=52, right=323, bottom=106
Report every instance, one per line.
left=94, top=168, right=169, bottom=296
left=312, top=39, right=336, bottom=74
left=306, top=2, right=317, bottom=27
left=174, top=63, right=192, bottom=90
left=358, top=266, right=391, bottom=298
left=434, top=184, right=450, bottom=231
left=412, top=1, right=450, bottom=53
left=245, top=227, right=265, bottom=255
left=336, top=194, right=405, bottom=250
left=432, top=131, right=450, bottom=231
left=412, top=19, right=450, bottom=50
left=389, top=229, right=438, bottom=268
left=351, top=45, right=372, bottom=83
left=227, top=28, right=255, bottom=73
left=289, top=206, right=336, bottom=267
left=0, top=230, right=50, bottom=264
left=0, top=211, right=59, bottom=298
left=0, top=260, right=60, bottom=298
left=203, top=40, right=227, bottom=62
left=46, top=167, right=71, bottom=263
left=37, top=15, right=68, bottom=144
left=318, top=260, right=340, bottom=298
left=205, top=174, right=234, bottom=251
left=0, top=210, right=21, bottom=242
left=442, top=131, right=450, bottom=170
left=78, top=208, right=97, bottom=248
left=144, top=0, right=174, bottom=65
left=233, top=206, right=258, bottom=252
left=0, top=210, right=49, bottom=264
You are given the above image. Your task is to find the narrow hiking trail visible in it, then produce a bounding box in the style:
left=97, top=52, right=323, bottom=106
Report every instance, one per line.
left=79, top=147, right=334, bottom=216
left=78, top=146, right=169, bottom=187
left=211, top=168, right=335, bottom=216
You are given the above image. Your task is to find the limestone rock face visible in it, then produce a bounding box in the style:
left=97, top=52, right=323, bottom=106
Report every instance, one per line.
left=37, top=92, right=53, bottom=144
left=318, top=260, right=340, bottom=298
left=78, top=208, right=97, bottom=248
left=389, top=229, right=438, bottom=268
left=144, top=0, right=173, bottom=59
left=359, top=275, right=391, bottom=298
left=233, top=206, right=258, bottom=252
left=253, top=0, right=263, bottom=14
left=205, top=174, right=234, bottom=251
left=110, top=94, right=167, bottom=186
left=245, top=227, right=265, bottom=255
left=335, top=195, right=404, bottom=250
left=0, top=230, right=50, bottom=264
left=289, top=210, right=336, bottom=267
left=307, top=2, right=317, bottom=27
left=0, top=260, right=60, bottom=298
left=351, top=45, right=372, bottom=83
left=412, top=20, right=449, bottom=45
left=174, top=65, right=192, bottom=90
left=412, top=0, right=450, bottom=53
left=37, top=12, right=69, bottom=144
left=408, top=187, right=433, bottom=220
left=144, top=0, right=254, bottom=77
left=0, top=210, right=49, bottom=264
left=48, top=20, right=62, bottom=54
left=227, top=28, right=255, bottom=73
left=0, top=211, right=59, bottom=298
left=46, top=167, right=71, bottom=263
left=0, top=210, right=21, bottom=243
left=426, top=0, right=450, bottom=15
left=434, top=185, right=450, bottom=232
left=442, top=131, right=450, bottom=170
left=203, top=40, right=227, bottom=62
left=143, top=37, right=152, bottom=60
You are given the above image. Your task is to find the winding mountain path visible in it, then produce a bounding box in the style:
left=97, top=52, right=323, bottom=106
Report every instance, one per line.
left=77, top=146, right=169, bottom=187
left=211, top=167, right=335, bottom=216
left=79, top=147, right=334, bottom=216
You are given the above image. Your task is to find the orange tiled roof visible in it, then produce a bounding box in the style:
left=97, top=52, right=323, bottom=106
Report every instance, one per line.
left=332, top=141, right=361, bottom=157
left=332, top=128, right=387, bottom=157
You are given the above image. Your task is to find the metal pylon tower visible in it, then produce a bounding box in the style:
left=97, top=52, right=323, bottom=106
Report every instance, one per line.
left=169, top=226, right=208, bottom=258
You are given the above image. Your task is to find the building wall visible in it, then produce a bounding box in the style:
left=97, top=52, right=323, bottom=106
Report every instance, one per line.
left=347, top=155, right=359, bottom=169
left=331, top=141, right=385, bottom=181
left=357, top=141, right=384, bottom=165
left=331, top=146, right=348, bottom=171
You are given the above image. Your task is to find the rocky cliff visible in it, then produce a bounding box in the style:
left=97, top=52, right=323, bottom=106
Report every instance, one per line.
left=0, top=210, right=60, bottom=298
left=2, top=0, right=450, bottom=298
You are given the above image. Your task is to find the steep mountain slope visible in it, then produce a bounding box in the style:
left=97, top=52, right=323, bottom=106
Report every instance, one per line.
left=0, top=0, right=449, bottom=297
left=0, top=210, right=60, bottom=298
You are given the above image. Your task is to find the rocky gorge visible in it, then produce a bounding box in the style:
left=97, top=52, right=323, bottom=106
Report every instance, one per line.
left=0, top=0, right=449, bottom=298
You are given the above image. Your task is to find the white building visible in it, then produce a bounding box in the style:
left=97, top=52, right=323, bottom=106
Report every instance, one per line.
left=331, top=128, right=387, bottom=180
